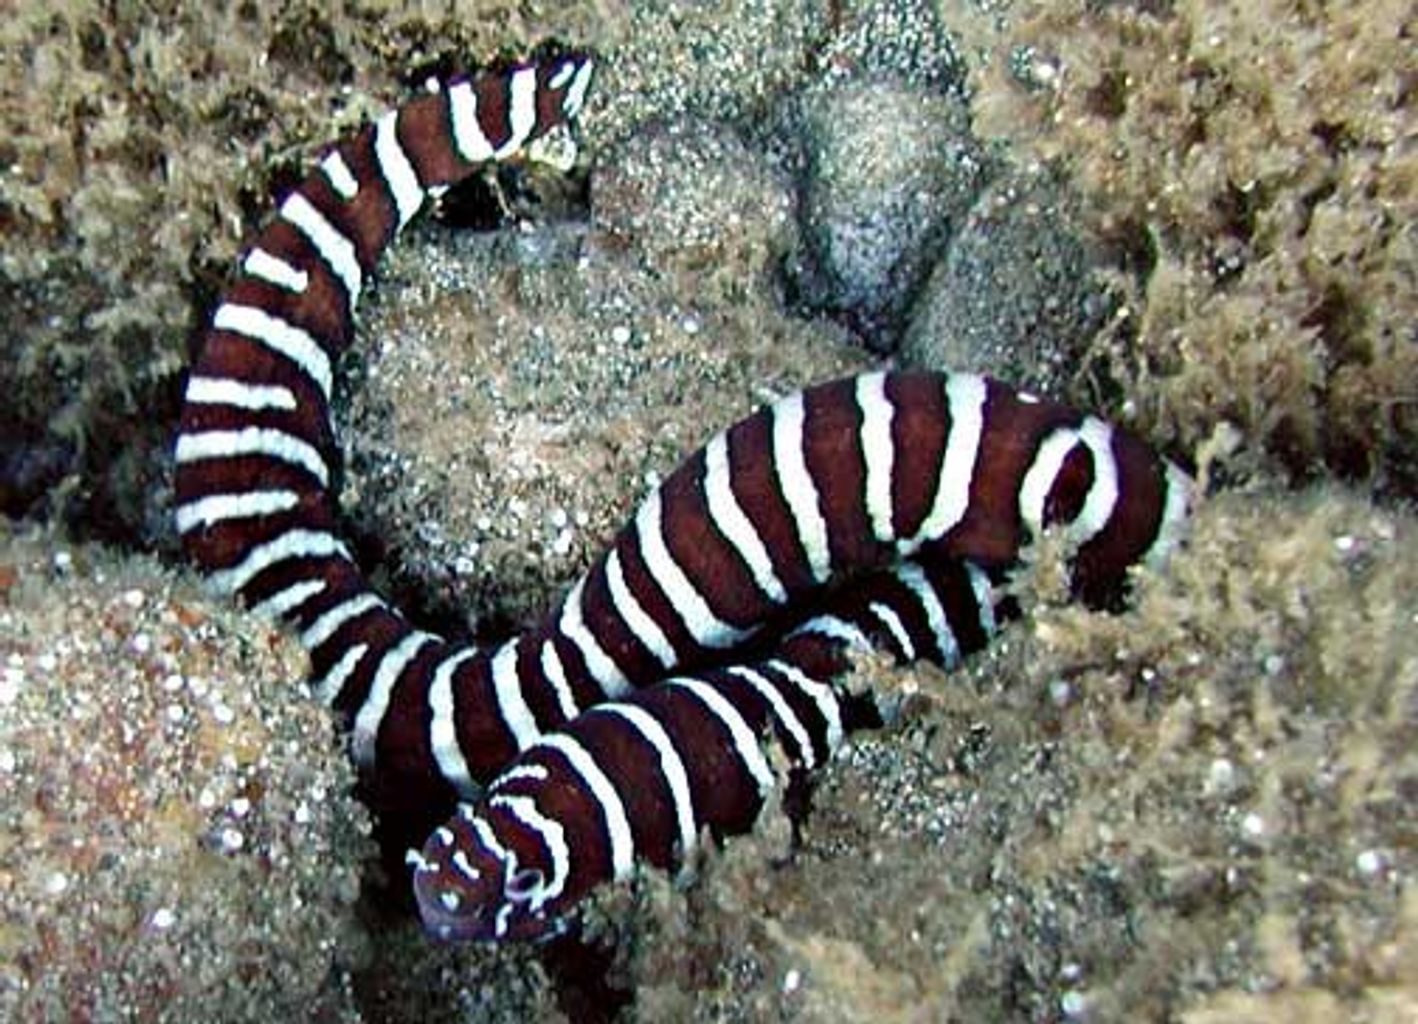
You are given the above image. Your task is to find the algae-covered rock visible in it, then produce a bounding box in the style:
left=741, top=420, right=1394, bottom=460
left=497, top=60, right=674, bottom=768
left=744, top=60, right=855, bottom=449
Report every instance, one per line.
left=962, top=0, right=1418, bottom=493
left=0, top=527, right=373, bottom=1020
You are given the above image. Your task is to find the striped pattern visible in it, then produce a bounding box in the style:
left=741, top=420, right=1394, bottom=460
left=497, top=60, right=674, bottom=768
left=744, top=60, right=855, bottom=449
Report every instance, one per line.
left=411, top=555, right=1007, bottom=942
left=267, top=367, right=1187, bottom=813
left=171, top=52, right=1195, bottom=943
left=172, top=53, right=606, bottom=806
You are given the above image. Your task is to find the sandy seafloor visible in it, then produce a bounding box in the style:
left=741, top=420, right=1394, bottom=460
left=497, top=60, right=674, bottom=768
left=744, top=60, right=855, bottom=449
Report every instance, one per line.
left=1, top=1, right=1415, bottom=1021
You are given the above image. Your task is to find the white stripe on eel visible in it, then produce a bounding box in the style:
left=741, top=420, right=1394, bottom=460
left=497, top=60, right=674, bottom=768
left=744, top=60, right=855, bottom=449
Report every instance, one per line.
left=725, top=664, right=816, bottom=769
left=558, top=576, right=631, bottom=698
left=966, top=563, right=998, bottom=638
left=771, top=390, right=832, bottom=584
left=211, top=302, right=333, bottom=400
left=320, top=150, right=360, bottom=200
left=248, top=577, right=328, bottom=624
left=428, top=646, right=482, bottom=798
left=857, top=370, right=896, bottom=544
left=1018, top=424, right=1082, bottom=538
left=668, top=676, right=775, bottom=796
left=497, top=66, right=539, bottom=158
left=1018, top=417, right=1121, bottom=547
left=536, top=733, right=636, bottom=881
left=547, top=60, right=577, bottom=91
left=311, top=642, right=368, bottom=706
left=539, top=638, right=582, bottom=722
left=702, top=431, right=789, bottom=605
left=374, top=110, right=425, bottom=230
left=765, top=658, right=843, bottom=757
left=300, top=592, right=386, bottom=652
left=562, top=59, right=594, bottom=118
left=491, top=639, right=542, bottom=751
left=604, top=548, right=677, bottom=669
left=1071, top=417, right=1121, bottom=545
left=351, top=630, right=439, bottom=768
left=1145, top=461, right=1194, bottom=570
left=597, top=702, right=698, bottom=861
left=787, top=614, right=872, bottom=653
left=902, top=372, right=986, bottom=553
left=205, top=527, right=350, bottom=598
left=634, top=490, right=753, bottom=650
left=895, top=560, right=961, bottom=669
left=279, top=192, right=364, bottom=306
left=183, top=375, right=298, bottom=412
left=173, top=489, right=301, bottom=534
left=869, top=600, right=915, bottom=660
left=242, top=248, right=309, bottom=293
left=447, top=80, right=496, bottom=163
left=174, top=426, right=329, bottom=487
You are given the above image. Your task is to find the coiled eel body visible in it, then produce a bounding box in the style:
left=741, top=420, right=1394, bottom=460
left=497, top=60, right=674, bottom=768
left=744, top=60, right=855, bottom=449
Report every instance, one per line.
left=172, top=53, right=1192, bottom=942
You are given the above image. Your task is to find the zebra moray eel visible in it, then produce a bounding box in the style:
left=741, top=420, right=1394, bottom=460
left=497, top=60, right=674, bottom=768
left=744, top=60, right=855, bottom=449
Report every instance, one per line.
left=412, top=554, right=1007, bottom=941
left=171, top=53, right=1193, bottom=940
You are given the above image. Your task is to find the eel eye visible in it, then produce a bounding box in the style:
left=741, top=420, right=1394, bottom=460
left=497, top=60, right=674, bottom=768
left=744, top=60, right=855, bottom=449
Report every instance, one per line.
left=505, top=867, right=545, bottom=903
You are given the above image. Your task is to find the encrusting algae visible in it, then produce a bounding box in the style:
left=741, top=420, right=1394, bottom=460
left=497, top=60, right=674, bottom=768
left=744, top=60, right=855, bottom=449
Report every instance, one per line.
left=964, top=0, right=1416, bottom=494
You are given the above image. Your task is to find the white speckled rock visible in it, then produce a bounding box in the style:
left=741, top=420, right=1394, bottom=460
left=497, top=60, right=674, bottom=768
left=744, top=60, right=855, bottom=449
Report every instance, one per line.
left=593, top=118, right=797, bottom=292
left=786, top=78, right=989, bottom=349
left=0, top=527, right=373, bottom=1020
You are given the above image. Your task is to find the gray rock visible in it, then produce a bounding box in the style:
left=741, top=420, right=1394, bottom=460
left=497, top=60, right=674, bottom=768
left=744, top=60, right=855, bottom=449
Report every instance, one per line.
left=785, top=79, right=990, bottom=350
left=901, top=174, right=1114, bottom=397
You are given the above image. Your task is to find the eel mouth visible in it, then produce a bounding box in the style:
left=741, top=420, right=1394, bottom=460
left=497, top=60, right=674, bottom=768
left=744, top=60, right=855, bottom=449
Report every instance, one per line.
left=410, top=852, right=502, bottom=943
